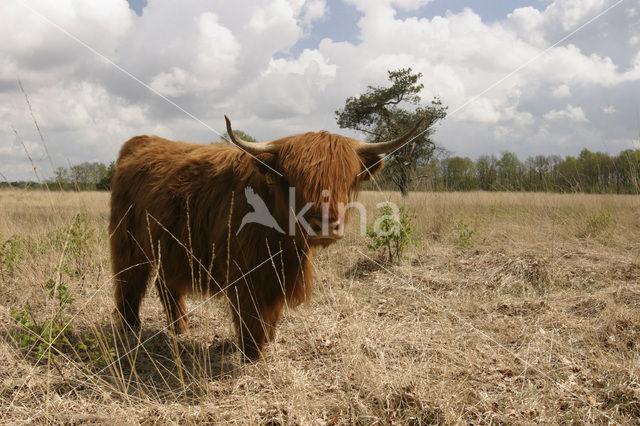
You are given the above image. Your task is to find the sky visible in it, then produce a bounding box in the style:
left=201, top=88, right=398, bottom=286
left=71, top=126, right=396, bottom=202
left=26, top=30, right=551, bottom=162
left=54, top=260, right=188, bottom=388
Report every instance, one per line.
left=1, top=0, right=639, bottom=180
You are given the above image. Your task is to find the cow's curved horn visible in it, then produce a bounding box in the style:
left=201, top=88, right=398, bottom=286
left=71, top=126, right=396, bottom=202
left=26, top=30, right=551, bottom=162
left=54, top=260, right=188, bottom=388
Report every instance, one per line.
left=356, top=116, right=426, bottom=155
left=225, top=115, right=279, bottom=154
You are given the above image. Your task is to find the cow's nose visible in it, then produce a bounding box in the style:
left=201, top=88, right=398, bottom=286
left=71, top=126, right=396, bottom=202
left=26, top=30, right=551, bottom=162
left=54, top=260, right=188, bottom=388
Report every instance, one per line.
left=328, top=219, right=344, bottom=239
left=308, top=217, right=344, bottom=239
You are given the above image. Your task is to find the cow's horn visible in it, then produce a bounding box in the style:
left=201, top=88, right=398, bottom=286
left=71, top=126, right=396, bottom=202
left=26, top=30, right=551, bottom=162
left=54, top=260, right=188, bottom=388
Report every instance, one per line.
left=356, top=116, right=426, bottom=155
left=225, top=115, right=279, bottom=154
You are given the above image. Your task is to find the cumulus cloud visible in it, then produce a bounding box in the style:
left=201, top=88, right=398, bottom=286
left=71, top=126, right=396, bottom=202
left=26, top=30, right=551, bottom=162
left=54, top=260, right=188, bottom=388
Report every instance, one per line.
left=1, top=0, right=639, bottom=180
left=552, top=84, right=571, bottom=97
left=543, top=104, right=588, bottom=122
left=301, top=0, right=327, bottom=27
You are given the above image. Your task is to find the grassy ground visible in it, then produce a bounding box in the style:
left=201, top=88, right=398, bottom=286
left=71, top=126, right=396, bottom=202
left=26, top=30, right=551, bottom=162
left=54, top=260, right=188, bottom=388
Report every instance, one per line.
left=0, top=189, right=638, bottom=424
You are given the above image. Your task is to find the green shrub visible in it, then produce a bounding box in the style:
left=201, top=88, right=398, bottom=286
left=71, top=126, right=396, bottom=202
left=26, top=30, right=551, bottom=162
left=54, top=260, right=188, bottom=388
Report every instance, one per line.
left=367, top=205, right=420, bottom=264
left=11, top=277, right=75, bottom=362
left=585, top=211, right=613, bottom=235
left=10, top=260, right=113, bottom=364
left=452, top=217, right=477, bottom=248
left=47, top=213, right=95, bottom=272
left=0, top=235, right=24, bottom=278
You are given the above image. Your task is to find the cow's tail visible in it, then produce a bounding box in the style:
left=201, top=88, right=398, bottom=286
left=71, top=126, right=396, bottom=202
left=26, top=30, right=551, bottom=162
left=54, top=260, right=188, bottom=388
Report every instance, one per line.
left=109, top=194, right=150, bottom=331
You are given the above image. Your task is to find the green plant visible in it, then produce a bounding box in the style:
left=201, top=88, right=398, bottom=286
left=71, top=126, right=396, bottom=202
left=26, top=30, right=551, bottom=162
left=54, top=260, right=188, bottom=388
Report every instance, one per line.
left=0, top=234, right=24, bottom=278
left=585, top=211, right=613, bottom=235
left=11, top=265, right=76, bottom=361
left=367, top=205, right=420, bottom=263
left=47, top=213, right=95, bottom=272
left=45, top=276, right=75, bottom=306
left=12, top=262, right=114, bottom=365
left=77, top=332, right=116, bottom=367
left=452, top=217, right=477, bottom=248
left=11, top=305, right=73, bottom=362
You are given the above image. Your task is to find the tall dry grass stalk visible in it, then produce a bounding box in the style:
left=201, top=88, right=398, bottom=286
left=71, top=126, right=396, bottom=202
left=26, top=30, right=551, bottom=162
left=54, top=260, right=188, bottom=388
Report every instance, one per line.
left=0, top=189, right=638, bottom=423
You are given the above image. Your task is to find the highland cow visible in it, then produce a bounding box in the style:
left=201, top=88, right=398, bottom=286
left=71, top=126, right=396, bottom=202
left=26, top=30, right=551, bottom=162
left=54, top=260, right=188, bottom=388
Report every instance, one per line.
left=109, top=115, right=423, bottom=360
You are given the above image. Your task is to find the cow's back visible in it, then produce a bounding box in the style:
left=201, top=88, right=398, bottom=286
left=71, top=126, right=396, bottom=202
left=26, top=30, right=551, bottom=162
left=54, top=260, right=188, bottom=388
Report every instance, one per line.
left=109, top=135, right=248, bottom=277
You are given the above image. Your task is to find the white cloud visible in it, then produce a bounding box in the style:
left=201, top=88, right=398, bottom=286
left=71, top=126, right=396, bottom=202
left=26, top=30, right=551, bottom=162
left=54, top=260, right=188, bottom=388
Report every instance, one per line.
left=543, top=104, right=588, bottom=122
left=150, top=67, right=191, bottom=97
left=236, top=49, right=337, bottom=120
left=391, top=0, right=434, bottom=11
left=193, top=12, right=241, bottom=87
left=0, top=0, right=133, bottom=59
left=248, top=0, right=301, bottom=38
left=546, top=0, right=607, bottom=32
left=603, top=105, right=616, bottom=114
left=301, top=0, right=327, bottom=27
left=552, top=84, right=571, bottom=97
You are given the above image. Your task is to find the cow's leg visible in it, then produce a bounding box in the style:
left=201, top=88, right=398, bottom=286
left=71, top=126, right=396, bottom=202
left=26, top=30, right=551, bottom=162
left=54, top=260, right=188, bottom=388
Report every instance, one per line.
left=231, top=287, right=284, bottom=361
left=265, top=298, right=284, bottom=342
left=156, top=280, right=189, bottom=334
left=113, top=262, right=150, bottom=332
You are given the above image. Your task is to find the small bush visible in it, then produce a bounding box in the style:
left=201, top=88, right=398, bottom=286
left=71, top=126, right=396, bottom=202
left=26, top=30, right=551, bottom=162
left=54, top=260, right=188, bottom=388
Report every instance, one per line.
left=11, top=277, right=76, bottom=362
left=0, top=234, right=24, bottom=278
left=452, top=217, right=477, bottom=248
left=47, top=213, right=95, bottom=272
left=367, top=205, right=420, bottom=264
left=585, top=211, right=613, bottom=235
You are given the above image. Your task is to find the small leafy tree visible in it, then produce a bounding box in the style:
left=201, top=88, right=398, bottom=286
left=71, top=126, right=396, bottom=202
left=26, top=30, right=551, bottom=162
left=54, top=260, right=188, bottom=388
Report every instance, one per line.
left=367, top=205, right=420, bottom=263
left=336, top=68, right=447, bottom=195
left=97, top=161, right=115, bottom=191
left=50, top=162, right=113, bottom=190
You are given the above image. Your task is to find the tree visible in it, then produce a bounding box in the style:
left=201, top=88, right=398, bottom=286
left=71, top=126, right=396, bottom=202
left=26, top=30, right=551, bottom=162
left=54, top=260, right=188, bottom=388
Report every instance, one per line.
left=496, top=152, right=523, bottom=190
left=440, top=156, right=477, bottom=190
left=97, top=161, right=115, bottom=191
left=475, top=155, right=497, bottom=191
left=335, top=68, right=447, bottom=195
left=69, top=162, right=110, bottom=190
left=525, top=155, right=553, bottom=191
left=49, top=162, right=112, bottom=190
left=53, top=167, right=71, bottom=186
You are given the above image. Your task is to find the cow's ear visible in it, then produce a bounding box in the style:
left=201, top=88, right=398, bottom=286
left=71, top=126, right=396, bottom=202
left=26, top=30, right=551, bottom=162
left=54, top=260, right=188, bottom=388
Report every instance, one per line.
left=254, top=152, right=279, bottom=176
left=359, top=153, right=384, bottom=181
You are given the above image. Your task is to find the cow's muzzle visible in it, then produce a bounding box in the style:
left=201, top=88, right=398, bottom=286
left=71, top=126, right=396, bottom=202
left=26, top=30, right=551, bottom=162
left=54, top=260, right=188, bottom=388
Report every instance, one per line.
left=308, top=217, right=344, bottom=240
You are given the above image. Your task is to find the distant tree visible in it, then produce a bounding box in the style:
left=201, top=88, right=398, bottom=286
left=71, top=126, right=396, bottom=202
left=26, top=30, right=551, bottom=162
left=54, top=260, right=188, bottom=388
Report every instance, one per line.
left=616, top=149, right=640, bottom=192
left=335, top=68, right=447, bottom=196
left=475, top=155, right=498, bottom=191
left=69, top=162, right=110, bottom=190
left=555, top=155, right=581, bottom=192
left=97, top=161, right=115, bottom=191
left=524, top=155, right=552, bottom=191
left=53, top=166, right=71, bottom=186
left=49, top=162, right=112, bottom=190
left=496, top=152, right=523, bottom=190
left=440, top=156, right=477, bottom=190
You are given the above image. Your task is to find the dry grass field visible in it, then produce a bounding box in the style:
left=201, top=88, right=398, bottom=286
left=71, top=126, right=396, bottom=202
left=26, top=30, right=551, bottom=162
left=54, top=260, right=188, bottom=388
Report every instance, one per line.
left=0, top=188, right=639, bottom=424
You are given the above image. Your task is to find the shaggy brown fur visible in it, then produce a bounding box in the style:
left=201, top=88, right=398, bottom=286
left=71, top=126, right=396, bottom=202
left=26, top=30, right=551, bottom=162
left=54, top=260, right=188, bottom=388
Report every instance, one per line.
left=109, top=130, right=384, bottom=360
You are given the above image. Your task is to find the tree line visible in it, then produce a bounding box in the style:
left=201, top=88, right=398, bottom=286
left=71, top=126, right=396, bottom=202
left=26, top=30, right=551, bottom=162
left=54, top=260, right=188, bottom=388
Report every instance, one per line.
left=2, top=148, right=638, bottom=194
left=388, top=148, right=640, bottom=194
left=0, top=161, right=115, bottom=191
